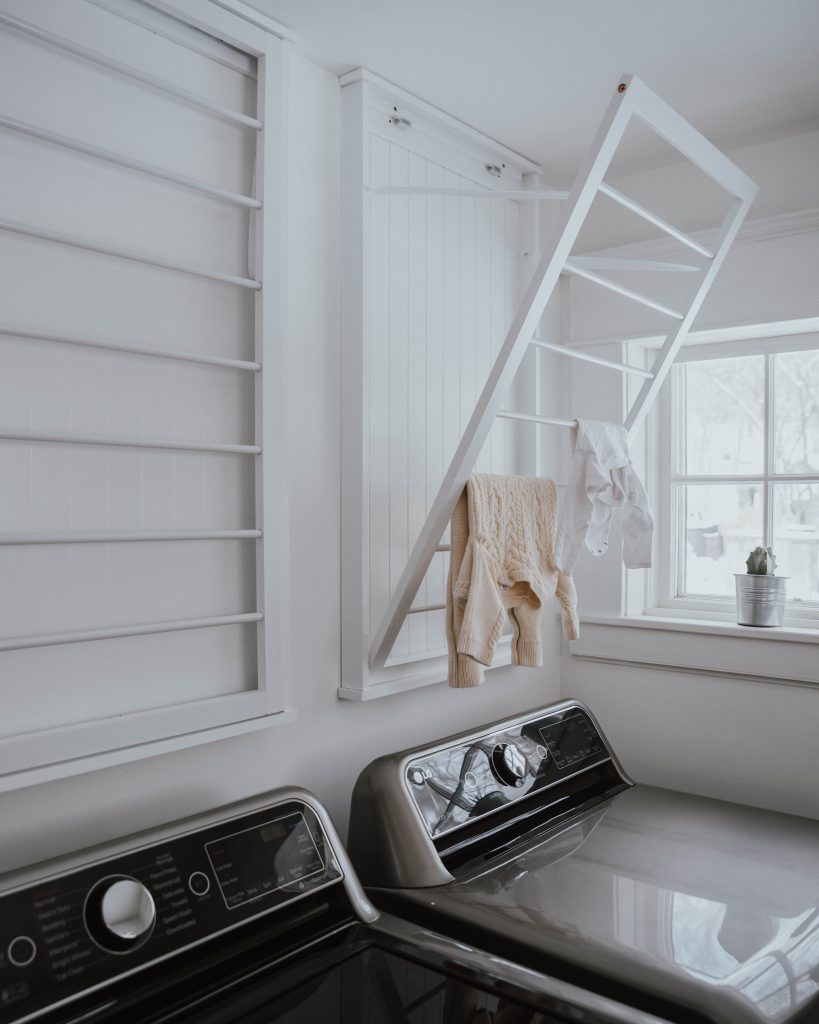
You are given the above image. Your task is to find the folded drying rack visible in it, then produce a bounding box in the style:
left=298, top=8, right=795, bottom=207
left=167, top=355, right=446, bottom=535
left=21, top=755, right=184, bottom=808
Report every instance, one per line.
left=345, top=73, right=757, bottom=695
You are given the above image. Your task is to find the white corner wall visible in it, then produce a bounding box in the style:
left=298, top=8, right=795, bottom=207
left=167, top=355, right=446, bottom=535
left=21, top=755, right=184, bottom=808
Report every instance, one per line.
left=562, top=131, right=819, bottom=820
left=0, top=54, right=565, bottom=876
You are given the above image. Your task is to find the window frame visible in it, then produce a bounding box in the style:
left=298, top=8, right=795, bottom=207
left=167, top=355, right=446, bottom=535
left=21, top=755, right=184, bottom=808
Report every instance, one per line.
left=651, top=330, right=819, bottom=628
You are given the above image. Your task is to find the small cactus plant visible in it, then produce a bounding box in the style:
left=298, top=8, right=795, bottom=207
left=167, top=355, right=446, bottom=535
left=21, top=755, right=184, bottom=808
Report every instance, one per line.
left=745, top=546, right=777, bottom=575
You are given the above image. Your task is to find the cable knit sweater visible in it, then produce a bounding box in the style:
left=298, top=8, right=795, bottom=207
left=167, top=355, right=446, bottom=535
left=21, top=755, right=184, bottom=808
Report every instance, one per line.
left=446, top=474, right=579, bottom=688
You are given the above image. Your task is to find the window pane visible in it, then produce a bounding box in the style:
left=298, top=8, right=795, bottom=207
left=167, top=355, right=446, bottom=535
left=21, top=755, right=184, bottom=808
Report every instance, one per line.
left=773, top=483, right=819, bottom=602
left=682, top=356, right=765, bottom=475
left=773, top=350, right=819, bottom=473
left=681, top=483, right=763, bottom=596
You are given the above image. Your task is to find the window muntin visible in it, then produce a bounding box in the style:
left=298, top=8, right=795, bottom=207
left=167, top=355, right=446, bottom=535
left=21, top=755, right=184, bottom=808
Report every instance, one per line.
left=671, top=345, right=819, bottom=610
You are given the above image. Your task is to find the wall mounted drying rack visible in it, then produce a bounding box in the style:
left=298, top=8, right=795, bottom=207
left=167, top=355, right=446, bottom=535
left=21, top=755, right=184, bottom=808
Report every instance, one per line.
left=341, top=72, right=757, bottom=699
left=0, top=0, right=288, bottom=742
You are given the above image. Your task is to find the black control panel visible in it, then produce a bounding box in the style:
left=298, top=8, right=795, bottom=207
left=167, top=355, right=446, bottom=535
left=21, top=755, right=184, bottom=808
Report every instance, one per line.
left=0, top=800, right=341, bottom=1024
left=405, top=707, right=610, bottom=837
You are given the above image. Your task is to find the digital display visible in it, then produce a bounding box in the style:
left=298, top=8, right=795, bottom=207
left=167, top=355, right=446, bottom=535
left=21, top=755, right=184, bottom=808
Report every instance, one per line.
left=205, top=812, right=325, bottom=910
left=538, top=714, right=604, bottom=770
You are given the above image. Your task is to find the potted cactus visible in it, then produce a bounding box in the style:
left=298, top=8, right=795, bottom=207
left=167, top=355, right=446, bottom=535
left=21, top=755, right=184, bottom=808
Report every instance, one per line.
left=735, top=546, right=787, bottom=627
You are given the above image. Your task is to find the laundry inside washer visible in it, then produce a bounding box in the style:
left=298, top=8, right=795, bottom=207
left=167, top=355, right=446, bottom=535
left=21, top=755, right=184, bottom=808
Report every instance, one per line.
left=348, top=699, right=819, bottom=1024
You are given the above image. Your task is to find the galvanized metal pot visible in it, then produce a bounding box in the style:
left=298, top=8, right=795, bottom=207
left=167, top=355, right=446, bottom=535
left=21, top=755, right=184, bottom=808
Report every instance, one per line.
left=734, top=574, right=788, bottom=627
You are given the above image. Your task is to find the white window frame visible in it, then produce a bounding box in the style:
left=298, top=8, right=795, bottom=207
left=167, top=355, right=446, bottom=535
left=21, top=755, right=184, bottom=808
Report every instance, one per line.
left=0, top=0, right=292, bottom=792
left=570, top=318, right=819, bottom=686
left=651, top=329, right=819, bottom=629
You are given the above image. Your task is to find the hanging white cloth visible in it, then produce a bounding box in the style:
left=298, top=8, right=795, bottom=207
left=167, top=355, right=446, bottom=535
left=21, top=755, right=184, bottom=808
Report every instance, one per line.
left=556, top=419, right=653, bottom=574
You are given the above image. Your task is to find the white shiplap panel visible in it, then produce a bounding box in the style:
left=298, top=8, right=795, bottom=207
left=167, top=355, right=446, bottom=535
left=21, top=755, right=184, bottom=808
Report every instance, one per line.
left=424, top=161, right=446, bottom=648
left=458, top=179, right=477, bottom=451
left=343, top=72, right=541, bottom=687
left=368, top=135, right=391, bottom=642
left=407, top=151, right=428, bottom=654
left=366, top=157, right=524, bottom=663
left=473, top=190, right=489, bottom=475
left=442, top=167, right=462, bottom=513
left=388, top=143, right=410, bottom=659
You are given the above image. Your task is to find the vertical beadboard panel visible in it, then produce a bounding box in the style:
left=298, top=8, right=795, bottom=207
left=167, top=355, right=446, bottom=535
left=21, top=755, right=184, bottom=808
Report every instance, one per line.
left=366, top=163, right=523, bottom=661
left=344, top=75, right=540, bottom=678
left=474, top=190, right=493, bottom=475
left=368, top=134, right=391, bottom=647
left=407, top=151, right=428, bottom=654
left=424, top=162, right=446, bottom=652
left=388, top=143, right=410, bottom=659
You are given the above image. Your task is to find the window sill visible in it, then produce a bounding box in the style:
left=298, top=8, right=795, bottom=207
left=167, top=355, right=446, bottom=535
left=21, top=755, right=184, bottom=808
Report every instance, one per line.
left=570, top=614, right=819, bottom=685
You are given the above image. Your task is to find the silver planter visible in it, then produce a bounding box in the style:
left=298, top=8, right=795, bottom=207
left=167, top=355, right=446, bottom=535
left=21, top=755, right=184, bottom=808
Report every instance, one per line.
left=734, top=574, right=788, bottom=627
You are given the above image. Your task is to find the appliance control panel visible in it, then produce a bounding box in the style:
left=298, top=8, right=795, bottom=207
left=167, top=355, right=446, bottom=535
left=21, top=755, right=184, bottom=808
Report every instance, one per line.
left=0, top=799, right=341, bottom=1024
left=405, top=706, right=610, bottom=837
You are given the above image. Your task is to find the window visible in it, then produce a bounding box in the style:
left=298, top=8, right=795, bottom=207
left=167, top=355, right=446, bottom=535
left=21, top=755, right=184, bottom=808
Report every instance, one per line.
left=0, top=0, right=288, bottom=789
left=657, top=335, right=819, bottom=624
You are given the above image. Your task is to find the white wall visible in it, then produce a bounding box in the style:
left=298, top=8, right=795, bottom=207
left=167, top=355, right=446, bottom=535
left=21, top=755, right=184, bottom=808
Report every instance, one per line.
left=561, top=132, right=819, bottom=820
left=0, top=54, right=564, bottom=876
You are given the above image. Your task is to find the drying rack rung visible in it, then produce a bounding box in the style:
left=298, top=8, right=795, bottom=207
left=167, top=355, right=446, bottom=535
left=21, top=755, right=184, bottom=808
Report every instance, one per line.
left=530, top=339, right=654, bottom=379
left=597, top=182, right=714, bottom=258
left=496, top=411, right=575, bottom=428
left=563, top=262, right=684, bottom=319
left=570, top=255, right=699, bottom=273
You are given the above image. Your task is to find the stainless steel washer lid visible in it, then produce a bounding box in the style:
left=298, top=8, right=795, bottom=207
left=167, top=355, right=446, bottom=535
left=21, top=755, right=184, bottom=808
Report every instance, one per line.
left=386, top=786, right=819, bottom=1024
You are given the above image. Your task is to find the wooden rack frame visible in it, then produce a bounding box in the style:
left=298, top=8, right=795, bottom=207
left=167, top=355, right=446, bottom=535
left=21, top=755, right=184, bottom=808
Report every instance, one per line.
left=341, top=73, right=757, bottom=700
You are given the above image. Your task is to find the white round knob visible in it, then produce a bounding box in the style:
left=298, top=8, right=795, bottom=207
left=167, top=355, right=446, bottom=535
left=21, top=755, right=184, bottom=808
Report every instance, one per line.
left=100, top=879, right=155, bottom=941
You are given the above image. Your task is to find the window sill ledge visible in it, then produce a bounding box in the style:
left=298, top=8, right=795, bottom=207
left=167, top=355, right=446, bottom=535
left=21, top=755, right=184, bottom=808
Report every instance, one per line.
left=570, top=615, right=819, bottom=685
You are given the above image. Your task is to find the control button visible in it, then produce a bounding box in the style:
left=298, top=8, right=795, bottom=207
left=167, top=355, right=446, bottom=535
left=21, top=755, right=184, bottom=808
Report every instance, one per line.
left=7, top=936, right=36, bottom=968
left=536, top=744, right=548, bottom=761
left=463, top=771, right=478, bottom=791
left=490, top=743, right=529, bottom=787
left=85, top=876, right=156, bottom=953
left=188, top=871, right=211, bottom=897
left=408, top=768, right=426, bottom=786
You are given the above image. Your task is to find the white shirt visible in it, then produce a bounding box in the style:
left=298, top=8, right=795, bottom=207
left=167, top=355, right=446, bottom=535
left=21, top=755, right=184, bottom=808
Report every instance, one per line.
left=556, top=419, right=653, bottom=574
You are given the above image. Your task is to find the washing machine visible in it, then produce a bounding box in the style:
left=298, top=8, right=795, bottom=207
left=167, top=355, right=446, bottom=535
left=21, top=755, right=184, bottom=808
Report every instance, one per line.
left=348, top=699, right=819, bottom=1024
left=0, top=785, right=672, bottom=1024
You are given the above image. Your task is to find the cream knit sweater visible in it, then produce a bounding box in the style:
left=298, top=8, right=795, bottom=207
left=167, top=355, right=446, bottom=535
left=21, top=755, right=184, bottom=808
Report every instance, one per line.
left=446, top=474, right=579, bottom=687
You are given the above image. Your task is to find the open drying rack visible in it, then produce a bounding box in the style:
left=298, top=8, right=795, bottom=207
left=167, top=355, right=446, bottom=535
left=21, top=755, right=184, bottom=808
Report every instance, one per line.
left=343, top=73, right=757, bottom=698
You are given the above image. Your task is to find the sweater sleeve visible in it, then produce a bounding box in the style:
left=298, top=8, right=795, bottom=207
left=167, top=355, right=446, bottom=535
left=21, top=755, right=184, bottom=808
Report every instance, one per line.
left=446, top=489, right=485, bottom=687
left=456, top=541, right=505, bottom=667
left=554, top=571, right=579, bottom=641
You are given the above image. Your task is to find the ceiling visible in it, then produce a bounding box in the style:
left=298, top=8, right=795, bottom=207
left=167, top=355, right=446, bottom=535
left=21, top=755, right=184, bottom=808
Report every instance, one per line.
left=245, top=0, right=819, bottom=184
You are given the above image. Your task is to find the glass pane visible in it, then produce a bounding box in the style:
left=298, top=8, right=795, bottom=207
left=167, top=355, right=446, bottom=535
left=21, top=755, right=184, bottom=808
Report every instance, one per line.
left=682, top=483, right=763, bottom=596
left=773, top=483, right=819, bottom=602
left=773, top=349, right=819, bottom=473
left=682, top=356, right=764, bottom=475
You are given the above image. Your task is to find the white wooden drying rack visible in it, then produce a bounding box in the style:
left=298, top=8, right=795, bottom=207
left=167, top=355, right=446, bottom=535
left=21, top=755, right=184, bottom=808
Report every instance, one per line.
left=343, top=73, right=757, bottom=698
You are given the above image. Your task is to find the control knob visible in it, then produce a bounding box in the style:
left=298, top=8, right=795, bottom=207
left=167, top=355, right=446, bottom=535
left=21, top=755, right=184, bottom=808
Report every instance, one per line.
left=85, top=876, right=156, bottom=953
left=490, top=743, right=529, bottom=787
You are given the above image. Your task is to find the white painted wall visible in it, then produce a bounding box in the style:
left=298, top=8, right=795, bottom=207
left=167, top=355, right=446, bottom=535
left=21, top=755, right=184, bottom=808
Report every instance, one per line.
left=561, top=132, right=819, bottom=820
left=0, top=54, right=564, bottom=876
